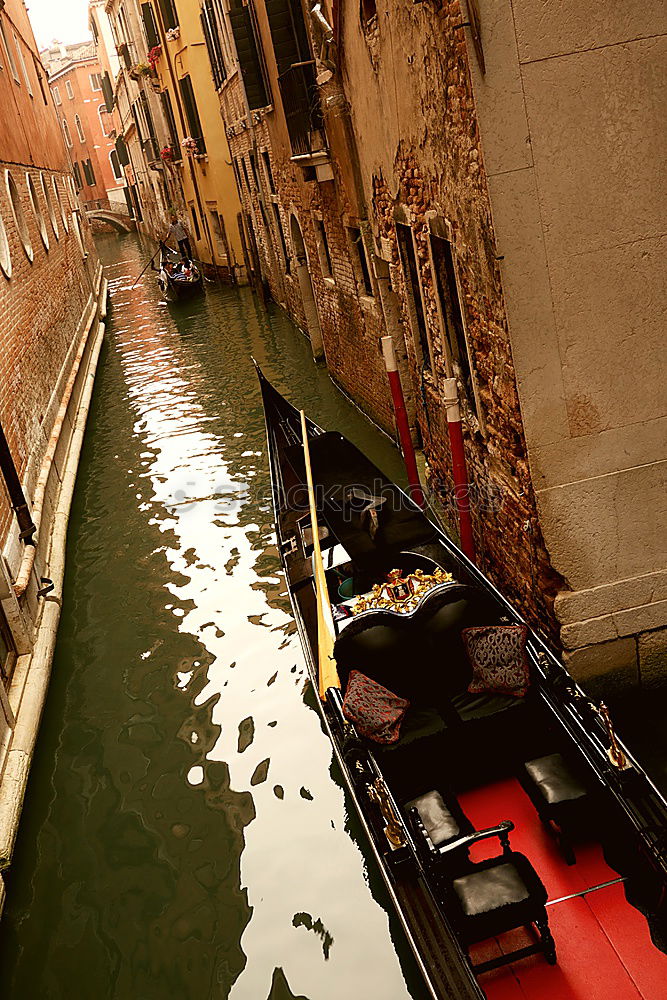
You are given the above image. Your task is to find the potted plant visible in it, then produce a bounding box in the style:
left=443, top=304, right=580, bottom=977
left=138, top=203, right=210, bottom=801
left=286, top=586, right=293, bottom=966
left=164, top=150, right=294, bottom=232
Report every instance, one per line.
left=129, top=61, right=152, bottom=80
left=181, top=136, right=198, bottom=155
left=148, top=45, right=162, bottom=69
left=160, top=145, right=174, bottom=162
left=166, top=27, right=180, bottom=42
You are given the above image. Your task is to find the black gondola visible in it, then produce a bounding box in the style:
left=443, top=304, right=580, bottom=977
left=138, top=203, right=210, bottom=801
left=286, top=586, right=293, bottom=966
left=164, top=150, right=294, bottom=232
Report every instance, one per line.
left=258, top=365, right=667, bottom=1000
left=156, top=241, right=203, bottom=300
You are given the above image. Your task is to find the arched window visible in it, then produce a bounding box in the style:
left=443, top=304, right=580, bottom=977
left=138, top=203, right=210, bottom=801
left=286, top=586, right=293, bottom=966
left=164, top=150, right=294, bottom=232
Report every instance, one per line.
left=109, top=149, right=123, bottom=181
left=62, top=118, right=72, bottom=147
left=41, top=173, right=59, bottom=239
left=6, top=170, right=33, bottom=262
left=26, top=173, right=49, bottom=251
left=98, top=103, right=111, bottom=137
left=75, top=114, right=85, bottom=142
left=0, top=208, right=11, bottom=279
left=52, top=176, right=69, bottom=233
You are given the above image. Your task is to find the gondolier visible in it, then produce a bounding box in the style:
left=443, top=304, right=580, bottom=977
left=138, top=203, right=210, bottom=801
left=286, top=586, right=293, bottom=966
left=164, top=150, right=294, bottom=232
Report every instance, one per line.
left=166, top=212, right=192, bottom=261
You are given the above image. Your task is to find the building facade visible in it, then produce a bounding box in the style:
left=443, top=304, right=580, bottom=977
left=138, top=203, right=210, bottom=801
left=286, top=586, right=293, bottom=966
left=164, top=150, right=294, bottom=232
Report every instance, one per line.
left=0, top=0, right=107, bottom=904
left=200, top=0, right=665, bottom=690
left=41, top=42, right=120, bottom=211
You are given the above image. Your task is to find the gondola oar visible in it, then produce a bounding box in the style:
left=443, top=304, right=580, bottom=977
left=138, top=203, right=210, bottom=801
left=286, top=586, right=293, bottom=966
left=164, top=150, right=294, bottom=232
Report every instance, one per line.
left=300, top=410, right=340, bottom=700
left=131, top=246, right=161, bottom=289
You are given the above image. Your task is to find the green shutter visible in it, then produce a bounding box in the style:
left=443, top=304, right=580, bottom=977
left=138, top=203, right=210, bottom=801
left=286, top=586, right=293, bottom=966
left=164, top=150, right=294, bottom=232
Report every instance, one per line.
left=229, top=0, right=269, bottom=110
left=115, top=136, right=130, bottom=167
left=141, top=3, right=160, bottom=48
left=178, top=74, right=206, bottom=154
left=101, top=72, right=114, bottom=110
left=264, top=0, right=311, bottom=75
left=156, top=0, right=178, bottom=31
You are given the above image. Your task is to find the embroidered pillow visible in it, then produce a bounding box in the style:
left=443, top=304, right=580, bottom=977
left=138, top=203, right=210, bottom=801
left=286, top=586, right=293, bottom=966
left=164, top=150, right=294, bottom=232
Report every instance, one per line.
left=462, top=625, right=530, bottom=698
left=342, top=670, right=410, bottom=744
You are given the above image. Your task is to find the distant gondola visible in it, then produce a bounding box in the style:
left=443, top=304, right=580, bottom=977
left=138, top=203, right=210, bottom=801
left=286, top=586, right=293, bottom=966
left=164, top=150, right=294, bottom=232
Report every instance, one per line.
left=155, top=241, right=203, bottom=300
left=257, top=365, right=667, bottom=1000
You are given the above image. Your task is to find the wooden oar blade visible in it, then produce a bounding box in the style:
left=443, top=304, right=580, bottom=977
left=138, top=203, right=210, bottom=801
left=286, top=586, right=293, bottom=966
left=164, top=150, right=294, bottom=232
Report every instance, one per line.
left=300, top=411, right=341, bottom=701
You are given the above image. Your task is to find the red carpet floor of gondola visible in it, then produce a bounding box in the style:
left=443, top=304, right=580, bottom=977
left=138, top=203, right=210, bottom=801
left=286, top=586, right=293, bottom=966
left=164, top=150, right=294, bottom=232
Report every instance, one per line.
left=458, top=778, right=667, bottom=999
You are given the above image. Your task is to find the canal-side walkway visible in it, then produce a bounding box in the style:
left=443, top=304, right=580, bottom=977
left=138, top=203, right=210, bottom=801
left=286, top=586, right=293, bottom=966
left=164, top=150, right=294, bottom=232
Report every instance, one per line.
left=0, top=235, right=427, bottom=1000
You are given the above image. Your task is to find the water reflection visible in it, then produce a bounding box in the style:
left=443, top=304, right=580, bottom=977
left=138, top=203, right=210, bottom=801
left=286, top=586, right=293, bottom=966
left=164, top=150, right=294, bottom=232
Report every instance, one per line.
left=0, top=234, right=425, bottom=1000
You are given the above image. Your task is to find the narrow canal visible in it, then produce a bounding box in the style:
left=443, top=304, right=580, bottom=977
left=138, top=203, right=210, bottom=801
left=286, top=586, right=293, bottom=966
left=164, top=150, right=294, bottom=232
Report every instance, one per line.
left=0, top=234, right=428, bottom=1000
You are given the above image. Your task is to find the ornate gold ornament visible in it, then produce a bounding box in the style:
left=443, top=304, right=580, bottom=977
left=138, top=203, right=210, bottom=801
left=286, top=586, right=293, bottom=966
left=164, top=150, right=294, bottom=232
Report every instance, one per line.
left=598, top=702, right=632, bottom=770
left=367, top=777, right=406, bottom=849
left=351, top=567, right=455, bottom=616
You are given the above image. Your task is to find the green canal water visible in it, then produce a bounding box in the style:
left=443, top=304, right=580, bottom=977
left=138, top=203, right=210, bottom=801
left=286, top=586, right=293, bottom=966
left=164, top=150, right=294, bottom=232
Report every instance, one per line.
left=0, top=235, right=430, bottom=1000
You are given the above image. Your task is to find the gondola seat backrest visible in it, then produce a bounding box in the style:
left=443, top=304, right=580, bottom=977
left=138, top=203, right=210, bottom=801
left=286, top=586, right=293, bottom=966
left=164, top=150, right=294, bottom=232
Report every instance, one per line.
left=334, top=584, right=503, bottom=708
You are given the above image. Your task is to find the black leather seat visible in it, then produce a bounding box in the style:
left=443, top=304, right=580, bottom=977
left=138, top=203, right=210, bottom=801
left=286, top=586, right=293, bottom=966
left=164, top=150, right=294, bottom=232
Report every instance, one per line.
left=405, top=788, right=474, bottom=848
left=522, top=753, right=591, bottom=864
left=434, top=822, right=557, bottom=973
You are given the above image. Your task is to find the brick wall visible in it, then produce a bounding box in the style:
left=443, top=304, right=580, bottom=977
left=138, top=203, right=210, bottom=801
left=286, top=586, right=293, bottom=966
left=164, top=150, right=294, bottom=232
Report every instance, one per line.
left=0, top=165, right=97, bottom=552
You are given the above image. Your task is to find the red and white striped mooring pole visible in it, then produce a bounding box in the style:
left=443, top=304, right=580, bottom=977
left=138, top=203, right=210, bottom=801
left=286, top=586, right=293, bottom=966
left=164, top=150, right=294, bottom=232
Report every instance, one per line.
left=381, top=337, right=425, bottom=509
left=442, top=377, right=477, bottom=564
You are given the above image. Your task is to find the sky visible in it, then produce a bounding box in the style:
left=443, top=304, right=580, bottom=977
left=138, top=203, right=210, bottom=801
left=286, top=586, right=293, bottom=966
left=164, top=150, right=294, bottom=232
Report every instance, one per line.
left=27, top=0, right=91, bottom=50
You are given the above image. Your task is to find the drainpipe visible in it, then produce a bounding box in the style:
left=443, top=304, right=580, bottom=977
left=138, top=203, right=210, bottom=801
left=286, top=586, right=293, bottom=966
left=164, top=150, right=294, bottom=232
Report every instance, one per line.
left=0, top=423, right=36, bottom=545
left=442, top=378, right=476, bottom=563
left=381, top=337, right=424, bottom=509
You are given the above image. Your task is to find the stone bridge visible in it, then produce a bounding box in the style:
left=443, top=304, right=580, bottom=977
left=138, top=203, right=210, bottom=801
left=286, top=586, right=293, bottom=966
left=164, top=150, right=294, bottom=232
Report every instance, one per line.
left=86, top=209, right=136, bottom=233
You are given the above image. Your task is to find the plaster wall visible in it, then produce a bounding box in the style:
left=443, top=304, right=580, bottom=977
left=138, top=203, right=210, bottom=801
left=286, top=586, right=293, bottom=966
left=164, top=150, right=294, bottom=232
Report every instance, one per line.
left=466, top=0, right=667, bottom=677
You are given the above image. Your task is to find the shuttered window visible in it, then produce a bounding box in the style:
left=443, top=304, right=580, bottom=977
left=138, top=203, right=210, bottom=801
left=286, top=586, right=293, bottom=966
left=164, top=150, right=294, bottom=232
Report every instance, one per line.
left=115, top=135, right=130, bottom=167
left=264, top=0, right=311, bottom=75
left=178, top=74, right=206, bottom=154
left=156, top=0, right=178, bottom=31
left=201, top=0, right=226, bottom=90
left=160, top=91, right=180, bottom=157
left=101, top=71, right=115, bottom=110
left=72, top=161, right=82, bottom=190
left=0, top=608, right=16, bottom=686
left=82, top=159, right=96, bottom=186
left=228, top=0, right=269, bottom=110
left=141, top=2, right=160, bottom=48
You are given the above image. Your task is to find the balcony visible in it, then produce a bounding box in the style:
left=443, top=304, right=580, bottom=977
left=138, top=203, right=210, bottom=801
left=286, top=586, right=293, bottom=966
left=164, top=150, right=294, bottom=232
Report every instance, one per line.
left=278, top=61, right=328, bottom=163
left=141, top=137, right=161, bottom=167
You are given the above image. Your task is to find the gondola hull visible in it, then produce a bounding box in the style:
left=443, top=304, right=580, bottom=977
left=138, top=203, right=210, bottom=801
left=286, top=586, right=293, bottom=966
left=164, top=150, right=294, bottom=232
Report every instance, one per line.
left=258, top=366, right=667, bottom=1000
left=156, top=245, right=203, bottom=301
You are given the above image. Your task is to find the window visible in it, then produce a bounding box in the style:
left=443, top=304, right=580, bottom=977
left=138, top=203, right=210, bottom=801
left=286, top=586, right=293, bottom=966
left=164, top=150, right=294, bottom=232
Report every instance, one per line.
left=26, top=173, right=49, bottom=250
left=178, top=75, right=206, bottom=153
left=241, top=157, right=252, bottom=193
left=189, top=203, right=201, bottom=241
left=228, top=0, right=269, bottom=110
left=41, top=172, right=59, bottom=239
left=360, top=0, right=378, bottom=28
left=430, top=233, right=476, bottom=412
left=249, top=151, right=260, bottom=191
left=14, top=33, right=33, bottom=96
left=396, top=222, right=430, bottom=369
left=98, top=104, right=112, bottom=136
left=0, top=207, right=11, bottom=279
left=89, top=72, right=102, bottom=91
left=157, top=0, right=179, bottom=31
left=314, top=219, right=332, bottom=279
left=75, top=114, right=85, bottom=142
left=6, top=170, right=33, bottom=262
left=141, top=3, right=160, bottom=49
left=65, top=79, right=74, bottom=99
left=261, top=150, right=275, bottom=194
left=52, top=85, right=61, bottom=105
left=272, top=202, right=289, bottom=272
left=62, top=118, right=72, bottom=147
left=72, top=161, right=82, bottom=190
left=52, top=176, right=69, bottom=232
left=159, top=91, right=180, bottom=158
left=348, top=226, right=373, bottom=297
left=201, top=0, right=226, bottom=89
left=0, top=21, right=20, bottom=82
left=0, top=608, right=17, bottom=686
left=109, top=149, right=123, bottom=180
left=82, top=159, right=96, bottom=186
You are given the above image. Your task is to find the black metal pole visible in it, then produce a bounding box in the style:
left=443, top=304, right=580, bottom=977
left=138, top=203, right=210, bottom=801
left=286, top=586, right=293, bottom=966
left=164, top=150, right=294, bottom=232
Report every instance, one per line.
left=0, top=421, right=36, bottom=544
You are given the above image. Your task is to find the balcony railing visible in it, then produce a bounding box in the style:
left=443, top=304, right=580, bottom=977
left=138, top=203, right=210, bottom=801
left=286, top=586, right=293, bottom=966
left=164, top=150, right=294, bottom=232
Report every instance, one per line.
left=278, top=61, right=327, bottom=160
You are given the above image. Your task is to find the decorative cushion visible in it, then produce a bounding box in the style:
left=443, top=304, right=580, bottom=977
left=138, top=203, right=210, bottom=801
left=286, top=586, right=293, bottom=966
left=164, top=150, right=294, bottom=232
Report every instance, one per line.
left=462, top=625, right=530, bottom=698
left=342, top=670, right=410, bottom=744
